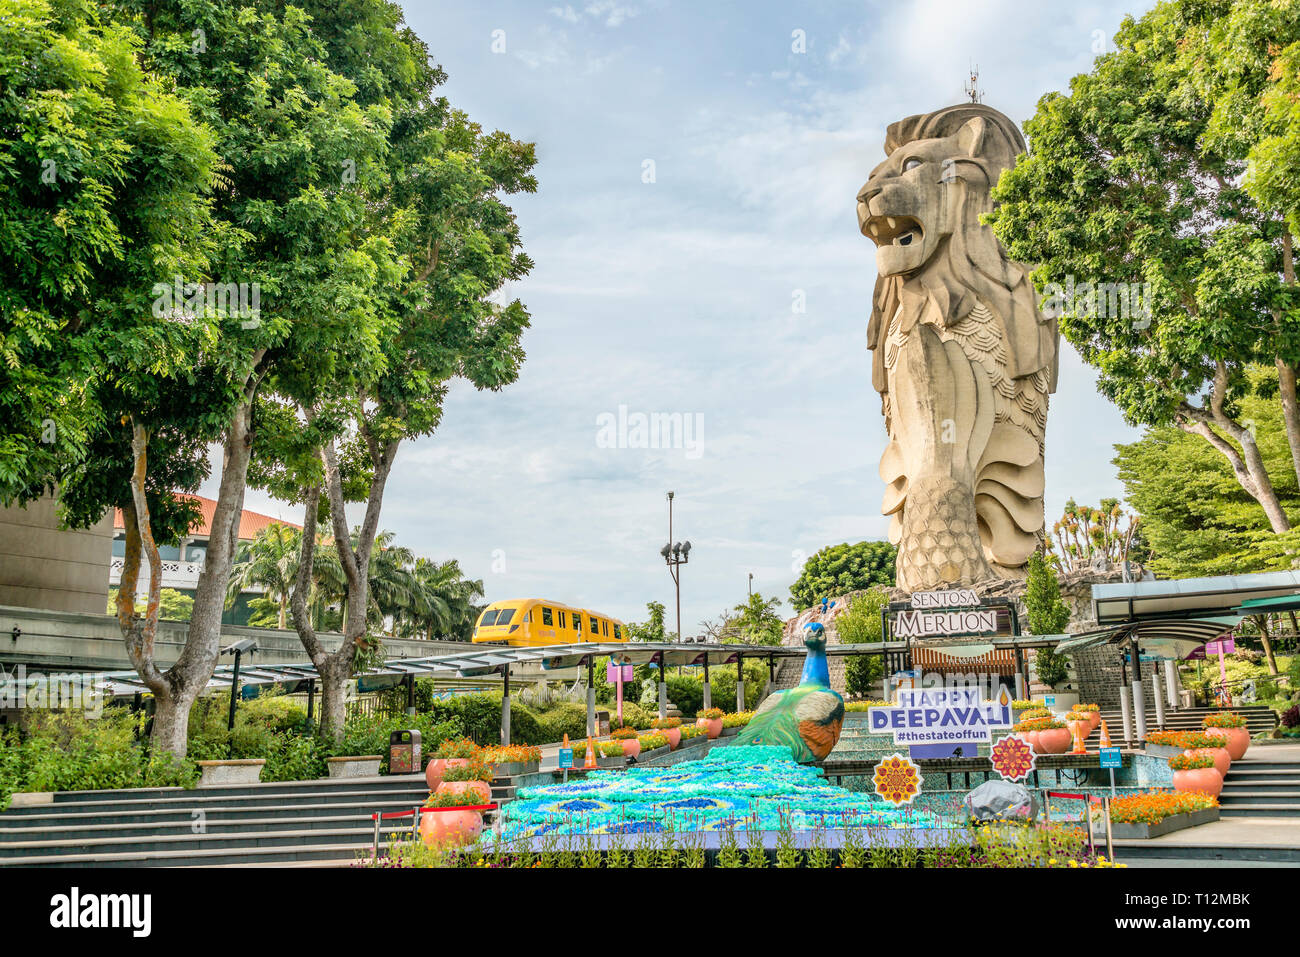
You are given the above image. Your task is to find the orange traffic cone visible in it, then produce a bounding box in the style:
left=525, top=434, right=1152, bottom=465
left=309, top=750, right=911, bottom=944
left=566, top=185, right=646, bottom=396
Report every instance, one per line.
left=584, top=735, right=597, bottom=769
left=1071, top=721, right=1087, bottom=754
left=1098, top=720, right=1112, bottom=749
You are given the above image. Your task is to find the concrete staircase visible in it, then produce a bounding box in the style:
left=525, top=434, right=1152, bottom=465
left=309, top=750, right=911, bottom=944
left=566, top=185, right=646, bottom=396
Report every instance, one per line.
left=1218, top=757, right=1300, bottom=818
left=1098, top=705, right=1278, bottom=739
left=0, top=774, right=440, bottom=867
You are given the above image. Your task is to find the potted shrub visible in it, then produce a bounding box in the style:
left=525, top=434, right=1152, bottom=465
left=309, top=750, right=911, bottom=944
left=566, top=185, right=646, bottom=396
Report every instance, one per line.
left=426, top=738, right=481, bottom=791
left=481, top=744, right=541, bottom=778
left=325, top=754, right=383, bottom=778
left=597, top=741, right=628, bottom=767
left=1203, top=712, right=1250, bottom=761
left=652, top=717, right=683, bottom=749
left=1169, top=752, right=1223, bottom=797
left=1015, top=716, right=1070, bottom=754
left=1070, top=703, right=1101, bottom=730
left=611, top=725, right=641, bottom=758
left=420, top=788, right=488, bottom=848
left=1177, top=732, right=1231, bottom=777
left=697, top=707, right=725, bottom=739
left=435, top=759, right=493, bottom=805
left=678, top=724, right=704, bottom=745
left=1065, top=710, right=1092, bottom=745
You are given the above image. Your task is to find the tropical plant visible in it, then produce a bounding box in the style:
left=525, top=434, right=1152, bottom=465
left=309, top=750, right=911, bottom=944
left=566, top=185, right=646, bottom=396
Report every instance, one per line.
left=228, top=523, right=302, bottom=629
left=836, top=587, right=890, bottom=698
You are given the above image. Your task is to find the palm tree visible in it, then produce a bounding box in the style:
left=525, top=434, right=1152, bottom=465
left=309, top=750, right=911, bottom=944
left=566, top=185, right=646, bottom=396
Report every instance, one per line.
left=228, top=524, right=301, bottom=629
left=393, top=557, right=484, bottom=641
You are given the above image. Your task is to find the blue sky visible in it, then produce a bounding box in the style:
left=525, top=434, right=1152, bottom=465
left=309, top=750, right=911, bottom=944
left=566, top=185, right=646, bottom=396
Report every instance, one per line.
left=221, top=0, right=1155, bottom=633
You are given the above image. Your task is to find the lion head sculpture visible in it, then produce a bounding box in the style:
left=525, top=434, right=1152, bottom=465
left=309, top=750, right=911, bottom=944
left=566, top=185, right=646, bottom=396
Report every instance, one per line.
left=858, top=104, right=1058, bottom=400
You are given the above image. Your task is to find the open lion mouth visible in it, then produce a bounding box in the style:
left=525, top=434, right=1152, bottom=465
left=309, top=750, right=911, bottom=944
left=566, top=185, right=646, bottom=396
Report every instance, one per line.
left=862, top=214, right=922, bottom=248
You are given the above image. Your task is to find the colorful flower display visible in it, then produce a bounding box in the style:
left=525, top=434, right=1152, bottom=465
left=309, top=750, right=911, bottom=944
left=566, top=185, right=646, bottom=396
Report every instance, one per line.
left=489, top=746, right=936, bottom=841
left=1107, top=790, right=1217, bottom=825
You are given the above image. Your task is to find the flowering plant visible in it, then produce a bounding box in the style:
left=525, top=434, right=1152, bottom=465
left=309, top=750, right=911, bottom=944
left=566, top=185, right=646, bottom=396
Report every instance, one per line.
left=1011, top=699, right=1042, bottom=710
left=610, top=726, right=639, bottom=740
left=1168, top=752, right=1217, bottom=770
left=637, top=733, right=669, bottom=750
left=482, top=744, right=541, bottom=764
left=441, top=760, right=494, bottom=783
left=1203, top=711, right=1247, bottom=729
left=1014, top=716, right=1065, bottom=731
left=651, top=717, right=681, bottom=729
left=678, top=724, right=704, bottom=740
left=598, top=741, right=627, bottom=757
left=434, top=738, right=481, bottom=760
left=1108, top=790, right=1216, bottom=824
left=722, top=711, right=754, bottom=728
left=425, top=789, right=489, bottom=809
left=697, top=707, right=725, bottom=720
left=1017, top=707, right=1053, bottom=721
left=845, top=700, right=892, bottom=711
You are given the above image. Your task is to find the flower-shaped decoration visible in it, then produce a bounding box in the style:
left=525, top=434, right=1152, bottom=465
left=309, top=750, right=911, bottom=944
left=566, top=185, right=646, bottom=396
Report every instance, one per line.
left=990, top=734, right=1037, bottom=782
left=872, top=753, right=923, bottom=805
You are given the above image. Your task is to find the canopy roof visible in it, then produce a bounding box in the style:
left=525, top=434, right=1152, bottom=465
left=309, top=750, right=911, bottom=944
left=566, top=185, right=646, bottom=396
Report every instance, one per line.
left=1052, top=615, right=1239, bottom=659
left=1093, top=570, right=1300, bottom=625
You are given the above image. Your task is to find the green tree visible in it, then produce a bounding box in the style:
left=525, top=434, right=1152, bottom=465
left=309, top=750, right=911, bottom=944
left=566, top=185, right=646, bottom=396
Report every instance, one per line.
left=1024, top=552, right=1071, bottom=689
left=1113, top=381, right=1300, bottom=577
left=835, top=588, right=890, bottom=699
left=789, top=541, right=896, bottom=611
left=627, top=601, right=667, bottom=643
left=725, top=592, right=784, bottom=646
left=229, top=524, right=301, bottom=629
left=1048, top=498, right=1146, bottom=574
left=988, top=0, right=1300, bottom=536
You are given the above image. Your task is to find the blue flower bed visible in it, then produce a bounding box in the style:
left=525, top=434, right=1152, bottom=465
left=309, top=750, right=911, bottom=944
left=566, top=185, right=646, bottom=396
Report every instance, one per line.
left=491, top=745, right=938, bottom=840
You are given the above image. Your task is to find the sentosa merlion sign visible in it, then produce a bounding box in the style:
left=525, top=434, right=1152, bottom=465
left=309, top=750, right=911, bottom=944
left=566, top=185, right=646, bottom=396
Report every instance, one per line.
left=893, top=588, right=997, bottom=639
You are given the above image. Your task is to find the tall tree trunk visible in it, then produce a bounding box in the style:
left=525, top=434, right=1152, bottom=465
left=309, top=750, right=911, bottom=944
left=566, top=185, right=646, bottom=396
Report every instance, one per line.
left=1254, top=614, right=1280, bottom=677
left=1277, top=232, right=1300, bottom=488
left=1177, top=363, right=1291, bottom=533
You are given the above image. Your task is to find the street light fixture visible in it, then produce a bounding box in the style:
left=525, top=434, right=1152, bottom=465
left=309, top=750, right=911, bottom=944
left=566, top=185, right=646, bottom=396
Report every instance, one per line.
left=662, top=492, right=691, bottom=643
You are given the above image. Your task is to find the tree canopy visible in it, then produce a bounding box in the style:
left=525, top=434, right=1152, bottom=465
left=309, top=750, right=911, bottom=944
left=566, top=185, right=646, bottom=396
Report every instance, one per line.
left=789, top=541, right=896, bottom=611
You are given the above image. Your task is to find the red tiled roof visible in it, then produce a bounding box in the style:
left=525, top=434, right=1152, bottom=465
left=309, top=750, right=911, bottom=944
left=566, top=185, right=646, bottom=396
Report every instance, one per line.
left=113, top=494, right=300, bottom=541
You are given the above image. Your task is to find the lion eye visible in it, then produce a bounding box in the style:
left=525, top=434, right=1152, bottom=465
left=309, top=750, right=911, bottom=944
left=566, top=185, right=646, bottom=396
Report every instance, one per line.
left=903, top=158, right=922, bottom=171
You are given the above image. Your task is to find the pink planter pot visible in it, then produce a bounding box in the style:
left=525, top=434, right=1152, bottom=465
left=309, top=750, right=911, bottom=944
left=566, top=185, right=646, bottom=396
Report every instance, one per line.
left=621, top=739, right=642, bottom=759
left=1173, top=767, right=1223, bottom=798
left=1035, top=728, right=1072, bottom=754
left=1021, top=730, right=1041, bottom=751
left=662, top=727, right=682, bottom=750
left=436, top=779, right=491, bottom=805
left=1220, top=726, right=1250, bottom=761
left=1083, top=711, right=1101, bottom=731
left=1069, top=719, right=1092, bottom=746
left=419, top=807, right=484, bottom=847
left=697, top=717, right=723, bottom=739
left=425, top=757, right=469, bottom=791
left=1186, top=747, right=1230, bottom=777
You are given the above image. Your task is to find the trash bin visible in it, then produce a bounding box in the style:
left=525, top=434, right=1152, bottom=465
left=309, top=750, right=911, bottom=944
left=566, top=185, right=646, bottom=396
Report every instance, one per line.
left=389, top=729, right=422, bottom=774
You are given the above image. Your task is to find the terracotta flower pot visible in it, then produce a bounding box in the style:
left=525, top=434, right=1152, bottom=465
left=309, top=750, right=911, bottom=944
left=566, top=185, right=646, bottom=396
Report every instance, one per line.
left=662, top=727, right=681, bottom=750
left=621, top=738, right=641, bottom=758
left=1069, top=719, right=1092, bottom=744
left=425, top=757, right=469, bottom=791
left=1035, top=728, right=1072, bottom=754
left=1083, top=710, right=1101, bottom=731
left=419, top=807, right=484, bottom=847
left=1186, top=747, right=1230, bottom=777
left=1172, top=767, right=1223, bottom=797
left=436, top=779, right=491, bottom=805
left=1221, top=726, right=1250, bottom=761
left=1021, top=730, right=1041, bottom=751
left=697, top=717, right=723, bottom=739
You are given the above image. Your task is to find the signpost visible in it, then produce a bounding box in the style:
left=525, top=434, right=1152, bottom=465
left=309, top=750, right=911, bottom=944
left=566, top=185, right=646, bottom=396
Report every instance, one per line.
left=1099, top=746, right=1122, bottom=795
left=558, top=745, right=573, bottom=783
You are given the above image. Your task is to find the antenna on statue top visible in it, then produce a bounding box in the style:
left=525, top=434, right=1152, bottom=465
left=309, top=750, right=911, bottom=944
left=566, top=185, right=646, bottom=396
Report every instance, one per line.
left=964, top=63, right=983, bottom=103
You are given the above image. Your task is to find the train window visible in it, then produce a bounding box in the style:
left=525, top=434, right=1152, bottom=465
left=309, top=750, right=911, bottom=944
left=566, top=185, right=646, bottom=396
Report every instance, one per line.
left=574, top=616, right=581, bottom=632
left=480, top=609, right=500, bottom=626
left=589, top=616, right=598, bottom=633
left=559, top=610, right=567, bottom=628
left=522, top=610, right=531, bottom=622
left=613, top=624, right=621, bottom=640
left=602, top=620, right=609, bottom=637
left=497, top=608, right=515, bottom=625
left=542, top=607, right=554, bottom=626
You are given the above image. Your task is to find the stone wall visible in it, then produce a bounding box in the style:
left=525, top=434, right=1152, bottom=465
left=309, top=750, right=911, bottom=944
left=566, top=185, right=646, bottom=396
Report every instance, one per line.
left=0, top=493, right=113, bottom=616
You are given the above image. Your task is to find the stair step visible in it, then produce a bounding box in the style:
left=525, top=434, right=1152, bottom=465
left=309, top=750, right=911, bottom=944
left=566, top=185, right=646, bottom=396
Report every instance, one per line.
left=0, top=785, right=429, bottom=817
left=0, top=840, right=382, bottom=868
left=12, top=773, right=428, bottom=807
left=0, top=825, right=390, bottom=861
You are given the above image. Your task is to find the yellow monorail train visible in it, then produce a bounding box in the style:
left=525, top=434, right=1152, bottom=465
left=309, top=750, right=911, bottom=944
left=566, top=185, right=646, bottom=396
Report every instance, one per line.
left=471, top=598, right=629, bottom=647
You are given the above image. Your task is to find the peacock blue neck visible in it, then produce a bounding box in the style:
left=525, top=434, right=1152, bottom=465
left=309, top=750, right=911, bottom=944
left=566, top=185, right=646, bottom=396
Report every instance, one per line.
left=800, top=647, right=830, bottom=687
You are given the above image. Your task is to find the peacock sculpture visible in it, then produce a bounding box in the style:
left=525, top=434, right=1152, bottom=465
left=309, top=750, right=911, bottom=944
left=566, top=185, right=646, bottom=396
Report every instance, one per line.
left=732, top=623, right=845, bottom=763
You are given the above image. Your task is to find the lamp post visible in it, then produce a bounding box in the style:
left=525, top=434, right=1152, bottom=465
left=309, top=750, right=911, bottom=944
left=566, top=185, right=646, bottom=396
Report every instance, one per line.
left=220, top=638, right=258, bottom=757
left=661, top=491, right=691, bottom=643
left=748, top=572, right=753, bottom=597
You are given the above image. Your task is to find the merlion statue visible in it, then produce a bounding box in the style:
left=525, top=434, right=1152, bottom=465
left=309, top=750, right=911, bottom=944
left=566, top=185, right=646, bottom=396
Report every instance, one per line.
left=856, top=103, right=1059, bottom=590
left=732, top=623, right=844, bottom=763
